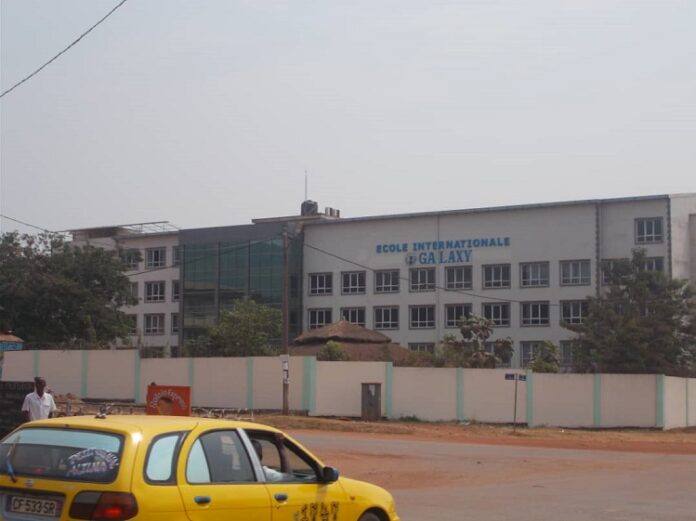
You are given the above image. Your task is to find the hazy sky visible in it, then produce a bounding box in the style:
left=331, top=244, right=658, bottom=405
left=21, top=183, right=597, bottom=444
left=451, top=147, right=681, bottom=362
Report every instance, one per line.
left=1, top=0, right=694, bottom=234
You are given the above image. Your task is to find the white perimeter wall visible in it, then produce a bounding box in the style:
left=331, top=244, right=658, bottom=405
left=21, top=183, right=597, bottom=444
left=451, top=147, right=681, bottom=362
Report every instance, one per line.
left=392, top=367, right=457, bottom=421
left=600, top=374, right=657, bottom=428
left=533, top=374, right=594, bottom=428
left=315, top=361, right=386, bottom=417
left=462, top=369, right=527, bottom=423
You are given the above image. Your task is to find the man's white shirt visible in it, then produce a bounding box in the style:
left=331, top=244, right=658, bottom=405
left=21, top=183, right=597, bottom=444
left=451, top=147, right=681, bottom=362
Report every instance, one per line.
left=22, top=391, right=57, bottom=421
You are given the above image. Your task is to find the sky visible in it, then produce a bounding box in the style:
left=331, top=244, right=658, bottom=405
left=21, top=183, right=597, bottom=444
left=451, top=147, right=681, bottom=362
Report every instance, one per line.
left=1, top=0, right=694, bottom=234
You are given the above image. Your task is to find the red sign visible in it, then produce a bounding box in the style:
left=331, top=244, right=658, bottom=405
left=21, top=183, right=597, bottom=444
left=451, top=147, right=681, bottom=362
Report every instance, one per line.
left=146, top=385, right=192, bottom=416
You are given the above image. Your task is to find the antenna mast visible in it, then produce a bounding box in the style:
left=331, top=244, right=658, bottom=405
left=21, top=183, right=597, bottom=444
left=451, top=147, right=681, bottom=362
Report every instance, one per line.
left=304, top=170, right=308, bottom=200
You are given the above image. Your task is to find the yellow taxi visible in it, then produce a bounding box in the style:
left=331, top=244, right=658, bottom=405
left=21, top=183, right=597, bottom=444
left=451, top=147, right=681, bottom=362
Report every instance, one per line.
left=0, top=415, right=399, bottom=521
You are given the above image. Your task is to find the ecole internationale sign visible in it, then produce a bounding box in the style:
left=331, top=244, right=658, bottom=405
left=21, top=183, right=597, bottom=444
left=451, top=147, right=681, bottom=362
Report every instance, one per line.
left=375, top=237, right=512, bottom=265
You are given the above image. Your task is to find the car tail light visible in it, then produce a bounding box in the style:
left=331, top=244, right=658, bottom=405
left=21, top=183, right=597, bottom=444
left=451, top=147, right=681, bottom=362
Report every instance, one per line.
left=69, top=491, right=138, bottom=520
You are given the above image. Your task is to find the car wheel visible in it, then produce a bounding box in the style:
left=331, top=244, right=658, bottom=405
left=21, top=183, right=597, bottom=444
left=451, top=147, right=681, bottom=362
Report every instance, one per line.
left=358, top=512, right=381, bottom=521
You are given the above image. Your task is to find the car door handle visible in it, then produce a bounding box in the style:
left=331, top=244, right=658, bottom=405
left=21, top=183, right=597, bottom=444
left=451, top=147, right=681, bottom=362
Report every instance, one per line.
left=194, top=496, right=212, bottom=505
left=274, top=493, right=288, bottom=503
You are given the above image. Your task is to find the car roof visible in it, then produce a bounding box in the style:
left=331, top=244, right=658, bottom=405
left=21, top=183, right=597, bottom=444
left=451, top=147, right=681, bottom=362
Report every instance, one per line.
left=22, top=415, right=277, bottom=437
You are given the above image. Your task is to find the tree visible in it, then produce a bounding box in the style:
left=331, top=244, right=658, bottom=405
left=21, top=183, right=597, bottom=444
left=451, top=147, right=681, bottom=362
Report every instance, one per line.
left=184, top=297, right=281, bottom=357
left=565, top=249, right=696, bottom=375
left=528, top=341, right=560, bottom=373
left=435, top=315, right=513, bottom=368
left=317, top=340, right=350, bottom=361
left=0, top=232, right=137, bottom=346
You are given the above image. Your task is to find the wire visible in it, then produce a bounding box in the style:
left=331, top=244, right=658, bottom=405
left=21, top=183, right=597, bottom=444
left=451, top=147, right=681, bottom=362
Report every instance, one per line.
left=0, top=0, right=130, bottom=99
left=0, top=214, right=52, bottom=233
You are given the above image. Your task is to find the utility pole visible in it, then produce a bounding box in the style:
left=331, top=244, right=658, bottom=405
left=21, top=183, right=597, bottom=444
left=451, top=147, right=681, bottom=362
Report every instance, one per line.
left=281, top=227, right=290, bottom=415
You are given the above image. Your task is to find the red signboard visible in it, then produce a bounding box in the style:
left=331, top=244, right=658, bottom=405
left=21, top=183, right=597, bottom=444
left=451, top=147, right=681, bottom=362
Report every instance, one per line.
left=146, top=385, right=192, bottom=416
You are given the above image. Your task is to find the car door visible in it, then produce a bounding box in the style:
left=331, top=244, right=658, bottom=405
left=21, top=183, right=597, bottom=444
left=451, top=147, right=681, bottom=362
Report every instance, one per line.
left=244, top=429, right=349, bottom=521
left=176, top=428, right=272, bottom=521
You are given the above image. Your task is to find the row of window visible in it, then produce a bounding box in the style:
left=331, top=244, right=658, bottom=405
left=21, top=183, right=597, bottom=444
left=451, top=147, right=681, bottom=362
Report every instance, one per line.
left=308, top=256, right=664, bottom=296
left=404, top=340, right=575, bottom=368
left=308, top=300, right=589, bottom=330
left=129, top=280, right=180, bottom=303
left=127, top=313, right=179, bottom=335
left=124, top=246, right=181, bottom=271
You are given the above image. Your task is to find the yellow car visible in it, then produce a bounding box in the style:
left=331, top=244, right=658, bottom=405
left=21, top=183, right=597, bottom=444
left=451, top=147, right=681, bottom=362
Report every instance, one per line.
left=0, top=415, right=399, bottom=521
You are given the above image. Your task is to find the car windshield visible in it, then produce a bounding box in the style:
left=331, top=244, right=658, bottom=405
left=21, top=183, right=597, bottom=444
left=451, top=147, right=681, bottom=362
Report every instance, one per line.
left=0, top=427, right=124, bottom=483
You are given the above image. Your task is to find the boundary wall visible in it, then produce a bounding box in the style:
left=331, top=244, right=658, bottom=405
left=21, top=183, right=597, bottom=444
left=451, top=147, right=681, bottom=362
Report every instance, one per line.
left=3, top=350, right=696, bottom=430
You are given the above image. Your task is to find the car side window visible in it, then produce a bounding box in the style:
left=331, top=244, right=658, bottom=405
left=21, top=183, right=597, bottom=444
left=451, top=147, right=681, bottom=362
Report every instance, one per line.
left=186, top=430, right=255, bottom=484
left=145, top=432, right=185, bottom=484
left=246, top=430, right=320, bottom=483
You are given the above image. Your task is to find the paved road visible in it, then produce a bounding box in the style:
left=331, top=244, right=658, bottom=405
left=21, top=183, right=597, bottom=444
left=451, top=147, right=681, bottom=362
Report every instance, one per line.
left=293, top=431, right=696, bottom=521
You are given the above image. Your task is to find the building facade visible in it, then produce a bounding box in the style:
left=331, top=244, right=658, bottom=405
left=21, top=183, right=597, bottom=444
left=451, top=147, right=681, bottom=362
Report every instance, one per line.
left=300, top=194, right=696, bottom=368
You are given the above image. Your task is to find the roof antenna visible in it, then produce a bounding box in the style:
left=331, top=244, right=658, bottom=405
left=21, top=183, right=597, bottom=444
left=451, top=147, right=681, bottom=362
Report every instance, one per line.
left=304, top=169, right=308, bottom=200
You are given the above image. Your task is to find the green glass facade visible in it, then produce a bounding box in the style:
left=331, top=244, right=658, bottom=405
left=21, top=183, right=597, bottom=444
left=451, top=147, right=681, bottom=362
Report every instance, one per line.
left=181, top=225, right=302, bottom=342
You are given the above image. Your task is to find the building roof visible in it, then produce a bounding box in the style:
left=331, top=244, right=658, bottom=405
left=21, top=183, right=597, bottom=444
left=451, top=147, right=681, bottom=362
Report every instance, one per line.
left=292, top=341, right=413, bottom=363
left=293, top=320, right=392, bottom=345
left=0, top=334, right=23, bottom=343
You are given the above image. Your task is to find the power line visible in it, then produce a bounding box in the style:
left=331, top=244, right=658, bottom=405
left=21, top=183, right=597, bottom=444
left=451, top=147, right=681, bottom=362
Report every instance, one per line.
left=0, top=0, right=130, bottom=99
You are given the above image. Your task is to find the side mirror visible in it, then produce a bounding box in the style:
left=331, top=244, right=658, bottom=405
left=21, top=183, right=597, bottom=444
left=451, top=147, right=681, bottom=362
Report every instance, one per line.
left=322, top=466, right=340, bottom=483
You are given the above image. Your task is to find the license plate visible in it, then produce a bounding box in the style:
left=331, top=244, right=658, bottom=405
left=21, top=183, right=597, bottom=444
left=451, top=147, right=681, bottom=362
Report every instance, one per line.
left=7, top=495, right=61, bottom=517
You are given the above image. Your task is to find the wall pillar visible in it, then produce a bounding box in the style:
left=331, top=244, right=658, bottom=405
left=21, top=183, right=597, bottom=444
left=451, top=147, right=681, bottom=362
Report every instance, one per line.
left=655, top=374, right=665, bottom=429
left=188, top=357, right=195, bottom=405
left=80, top=350, right=89, bottom=398
left=133, top=350, right=141, bottom=403
left=302, top=357, right=316, bottom=414
left=593, top=373, right=602, bottom=428
left=456, top=367, right=465, bottom=422
left=246, top=357, right=254, bottom=409
left=525, top=370, right=534, bottom=427
left=385, top=362, right=393, bottom=419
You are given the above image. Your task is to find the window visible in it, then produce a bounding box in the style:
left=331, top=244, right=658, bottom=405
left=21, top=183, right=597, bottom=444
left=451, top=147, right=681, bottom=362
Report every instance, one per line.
left=341, top=307, right=366, bottom=327
left=410, top=305, right=435, bottom=328
left=561, top=301, right=588, bottom=324
left=374, top=306, right=399, bottom=329
left=124, top=249, right=140, bottom=270
left=445, top=266, right=472, bottom=290
left=482, top=302, right=510, bottom=327
left=521, top=341, right=543, bottom=367
left=186, top=431, right=255, bottom=484
left=145, top=432, right=185, bottom=483
left=445, top=303, right=472, bottom=328
left=146, top=247, right=166, bottom=269
left=560, top=341, right=575, bottom=368
left=408, top=343, right=435, bottom=354
left=309, top=273, right=332, bottom=296
left=560, top=260, right=590, bottom=286
left=485, top=341, right=511, bottom=368
left=144, top=314, right=165, bottom=335
left=172, top=280, right=180, bottom=301
left=640, top=257, right=664, bottom=272
left=245, top=430, right=321, bottom=483
left=635, top=217, right=663, bottom=244
left=601, top=259, right=623, bottom=285
left=410, top=268, right=435, bottom=291
left=521, top=301, right=550, bottom=326
left=171, top=313, right=180, bottom=334
left=520, top=262, right=549, bottom=288
left=172, top=246, right=181, bottom=266
left=308, top=308, right=332, bottom=329
left=341, top=271, right=366, bottom=294
left=375, top=269, right=399, bottom=293
left=145, top=281, right=166, bottom=302
left=126, top=314, right=137, bottom=335
left=483, top=264, right=511, bottom=289
left=128, top=282, right=139, bottom=300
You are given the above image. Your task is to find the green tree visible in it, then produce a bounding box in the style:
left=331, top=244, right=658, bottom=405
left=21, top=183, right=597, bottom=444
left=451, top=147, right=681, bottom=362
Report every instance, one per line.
left=436, top=315, right=513, bottom=368
left=317, top=340, right=350, bottom=361
left=185, top=297, right=281, bottom=357
left=528, top=341, right=560, bottom=373
left=0, top=232, right=137, bottom=346
left=565, top=249, right=696, bottom=375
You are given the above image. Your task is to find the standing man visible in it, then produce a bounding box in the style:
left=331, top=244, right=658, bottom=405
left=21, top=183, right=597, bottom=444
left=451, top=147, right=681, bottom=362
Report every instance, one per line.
left=22, top=376, right=57, bottom=422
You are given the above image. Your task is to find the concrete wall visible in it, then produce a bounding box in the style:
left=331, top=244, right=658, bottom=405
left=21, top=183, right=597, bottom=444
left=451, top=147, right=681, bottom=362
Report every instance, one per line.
left=4, top=350, right=696, bottom=429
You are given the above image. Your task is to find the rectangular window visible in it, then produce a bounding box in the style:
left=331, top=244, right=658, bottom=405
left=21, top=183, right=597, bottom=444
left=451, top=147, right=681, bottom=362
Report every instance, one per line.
left=409, top=305, right=435, bottom=329
left=445, top=303, right=472, bottom=328
left=601, top=259, right=622, bottom=285
left=309, top=273, right=332, bottom=296
left=308, top=308, right=332, bottom=329
left=144, top=313, right=165, bottom=335
left=410, top=268, right=435, bottom=291
left=128, top=282, right=139, bottom=300
left=520, top=262, right=549, bottom=288
left=124, top=249, right=140, bottom=270
left=171, top=313, right=180, bottom=334
left=561, top=300, right=588, bottom=324
left=408, top=343, right=435, bottom=354
left=126, top=314, right=137, bottom=335
left=374, top=306, right=399, bottom=329
left=521, top=301, right=550, bottom=326
left=560, top=340, right=574, bottom=368
left=172, top=246, right=181, bottom=266
left=560, top=260, right=591, bottom=286
left=483, top=264, right=511, bottom=289
left=341, top=307, right=366, bottom=327
left=146, top=247, right=166, bottom=269
left=172, top=280, right=180, bottom=302
left=445, top=266, right=473, bottom=290
left=521, top=341, right=543, bottom=368
left=635, top=217, right=663, bottom=244
left=341, top=271, right=366, bottom=294
left=375, top=269, right=399, bottom=293
left=145, top=281, right=166, bottom=303
left=482, top=302, right=511, bottom=327
left=640, top=257, right=664, bottom=272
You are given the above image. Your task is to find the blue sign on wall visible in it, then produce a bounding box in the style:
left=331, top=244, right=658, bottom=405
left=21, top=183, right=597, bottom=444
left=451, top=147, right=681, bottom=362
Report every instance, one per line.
left=0, top=342, right=23, bottom=352
left=375, top=237, right=511, bottom=265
